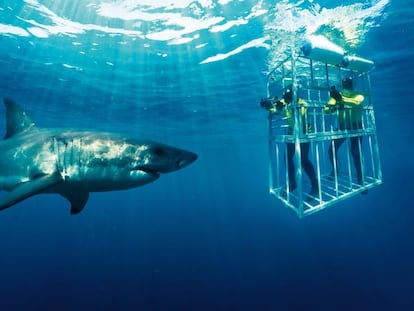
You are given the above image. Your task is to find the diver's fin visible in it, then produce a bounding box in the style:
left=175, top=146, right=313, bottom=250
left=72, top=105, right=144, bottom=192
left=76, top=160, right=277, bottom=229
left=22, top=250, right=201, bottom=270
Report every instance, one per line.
left=0, top=173, right=63, bottom=211
left=3, top=98, right=37, bottom=139
left=59, top=189, right=90, bottom=215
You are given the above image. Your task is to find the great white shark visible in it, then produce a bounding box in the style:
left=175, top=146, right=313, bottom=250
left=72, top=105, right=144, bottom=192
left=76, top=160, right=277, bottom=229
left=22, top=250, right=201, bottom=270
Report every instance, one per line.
left=0, top=99, right=197, bottom=214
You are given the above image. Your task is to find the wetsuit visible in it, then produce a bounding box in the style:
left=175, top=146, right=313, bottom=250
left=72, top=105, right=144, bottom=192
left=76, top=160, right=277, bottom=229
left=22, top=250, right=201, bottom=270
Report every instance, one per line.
left=325, top=89, right=364, bottom=184
left=281, top=98, right=318, bottom=195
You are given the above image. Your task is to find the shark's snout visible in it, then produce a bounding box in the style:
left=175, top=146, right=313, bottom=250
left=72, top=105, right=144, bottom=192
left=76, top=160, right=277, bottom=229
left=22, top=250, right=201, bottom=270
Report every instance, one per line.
left=177, top=151, right=198, bottom=169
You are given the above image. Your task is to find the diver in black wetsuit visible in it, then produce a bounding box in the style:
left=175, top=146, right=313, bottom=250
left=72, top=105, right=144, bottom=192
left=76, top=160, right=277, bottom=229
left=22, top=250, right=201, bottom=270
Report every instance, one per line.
left=325, top=78, right=367, bottom=194
left=281, top=87, right=319, bottom=197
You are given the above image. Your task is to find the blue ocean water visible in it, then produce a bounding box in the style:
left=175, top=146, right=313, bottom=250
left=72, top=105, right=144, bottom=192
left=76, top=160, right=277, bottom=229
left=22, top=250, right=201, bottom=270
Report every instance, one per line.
left=0, top=0, right=413, bottom=310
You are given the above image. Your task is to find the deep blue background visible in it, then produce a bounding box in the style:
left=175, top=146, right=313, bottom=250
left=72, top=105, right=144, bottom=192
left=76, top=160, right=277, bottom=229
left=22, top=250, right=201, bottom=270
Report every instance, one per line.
left=0, top=1, right=413, bottom=310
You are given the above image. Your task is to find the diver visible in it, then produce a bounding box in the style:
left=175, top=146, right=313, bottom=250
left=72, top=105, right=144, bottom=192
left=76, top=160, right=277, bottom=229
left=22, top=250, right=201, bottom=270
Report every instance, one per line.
left=283, top=87, right=319, bottom=199
left=260, top=96, right=283, bottom=113
left=325, top=77, right=367, bottom=192
left=262, top=87, right=319, bottom=199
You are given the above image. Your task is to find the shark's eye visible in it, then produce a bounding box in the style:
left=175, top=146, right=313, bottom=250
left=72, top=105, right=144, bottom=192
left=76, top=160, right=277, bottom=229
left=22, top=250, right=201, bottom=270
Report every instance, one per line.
left=153, top=147, right=166, bottom=157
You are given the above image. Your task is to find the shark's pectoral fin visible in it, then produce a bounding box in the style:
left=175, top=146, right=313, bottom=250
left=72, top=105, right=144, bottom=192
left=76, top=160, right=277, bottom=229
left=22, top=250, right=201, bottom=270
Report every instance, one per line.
left=0, top=173, right=63, bottom=211
left=59, top=189, right=89, bottom=215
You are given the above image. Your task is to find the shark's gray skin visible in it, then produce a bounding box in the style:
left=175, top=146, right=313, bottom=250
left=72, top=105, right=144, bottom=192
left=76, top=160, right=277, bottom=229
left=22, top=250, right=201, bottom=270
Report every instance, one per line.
left=0, top=99, right=197, bottom=214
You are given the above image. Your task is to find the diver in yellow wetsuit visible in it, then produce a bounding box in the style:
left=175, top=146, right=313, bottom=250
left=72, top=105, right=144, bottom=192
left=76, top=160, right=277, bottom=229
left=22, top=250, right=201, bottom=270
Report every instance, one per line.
left=325, top=77, right=366, bottom=189
left=275, top=87, right=319, bottom=198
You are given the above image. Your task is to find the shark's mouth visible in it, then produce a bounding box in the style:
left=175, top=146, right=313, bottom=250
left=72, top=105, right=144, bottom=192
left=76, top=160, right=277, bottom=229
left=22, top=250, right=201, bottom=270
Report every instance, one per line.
left=134, top=166, right=160, bottom=179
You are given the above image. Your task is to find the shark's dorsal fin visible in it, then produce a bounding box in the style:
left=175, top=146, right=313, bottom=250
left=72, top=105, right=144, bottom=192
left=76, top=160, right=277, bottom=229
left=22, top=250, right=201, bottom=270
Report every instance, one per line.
left=4, top=98, right=36, bottom=139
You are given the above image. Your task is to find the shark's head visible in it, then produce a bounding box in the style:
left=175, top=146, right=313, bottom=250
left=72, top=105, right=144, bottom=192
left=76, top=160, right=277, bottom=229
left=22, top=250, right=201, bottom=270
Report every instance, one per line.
left=128, top=141, right=198, bottom=182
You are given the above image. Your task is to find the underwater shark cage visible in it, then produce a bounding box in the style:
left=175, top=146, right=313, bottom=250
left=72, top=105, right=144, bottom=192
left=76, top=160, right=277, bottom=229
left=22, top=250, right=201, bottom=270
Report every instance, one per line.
left=264, top=35, right=382, bottom=218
